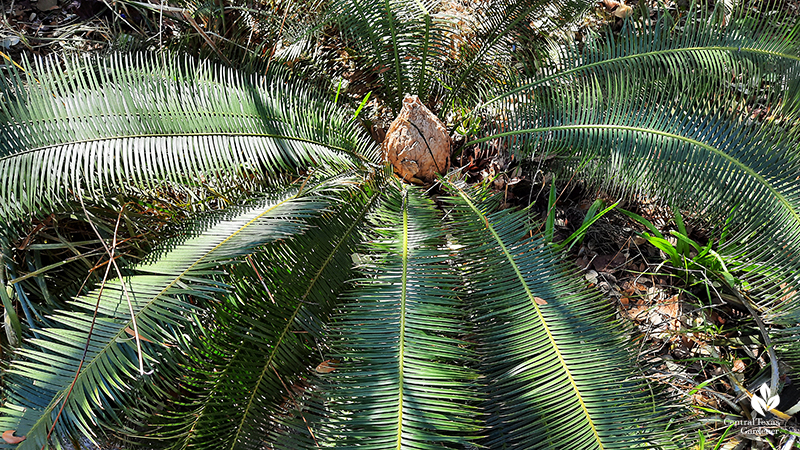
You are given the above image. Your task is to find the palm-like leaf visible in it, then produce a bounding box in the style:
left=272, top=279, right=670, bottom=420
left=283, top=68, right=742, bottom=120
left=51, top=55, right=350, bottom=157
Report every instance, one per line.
left=325, top=0, right=593, bottom=112
left=444, top=183, right=671, bottom=449
left=0, top=54, right=377, bottom=226
left=315, top=183, right=480, bottom=448
left=0, top=176, right=354, bottom=449
left=126, top=175, right=385, bottom=449
left=489, top=2, right=800, bottom=106
left=327, top=0, right=451, bottom=110
left=470, top=5, right=800, bottom=316
left=436, top=0, right=592, bottom=113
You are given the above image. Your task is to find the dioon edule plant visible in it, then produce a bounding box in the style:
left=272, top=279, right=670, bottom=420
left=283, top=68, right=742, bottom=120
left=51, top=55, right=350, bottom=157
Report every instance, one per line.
left=1, top=0, right=799, bottom=448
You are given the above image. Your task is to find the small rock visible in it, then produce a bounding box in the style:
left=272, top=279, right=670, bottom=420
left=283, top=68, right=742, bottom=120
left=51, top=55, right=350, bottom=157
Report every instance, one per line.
left=0, top=36, right=20, bottom=48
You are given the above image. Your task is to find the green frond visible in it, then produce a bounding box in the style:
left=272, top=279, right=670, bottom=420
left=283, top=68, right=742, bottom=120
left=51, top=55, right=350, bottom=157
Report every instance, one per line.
left=468, top=6, right=800, bottom=317
left=443, top=183, right=673, bottom=449
left=0, top=53, right=378, bottom=226
left=127, top=174, right=386, bottom=450
left=326, top=0, right=594, bottom=113
left=316, top=183, right=481, bottom=448
left=488, top=87, right=799, bottom=310
left=483, top=2, right=800, bottom=112
left=327, top=0, right=454, bottom=110
left=438, top=0, right=593, bottom=113
left=0, top=176, right=354, bottom=449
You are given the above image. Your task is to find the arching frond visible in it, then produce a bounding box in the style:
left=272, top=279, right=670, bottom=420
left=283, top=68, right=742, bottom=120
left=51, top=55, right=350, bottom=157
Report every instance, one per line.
left=468, top=5, right=800, bottom=317
left=315, top=184, right=481, bottom=448
left=0, top=54, right=378, bottom=226
left=325, top=0, right=593, bottom=113
left=326, top=0, right=453, bottom=111
left=437, top=0, right=593, bottom=114
left=0, top=174, right=360, bottom=450
left=483, top=2, right=800, bottom=113
left=444, top=183, right=674, bottom=449
left=125, top=174, right=386, bottom=450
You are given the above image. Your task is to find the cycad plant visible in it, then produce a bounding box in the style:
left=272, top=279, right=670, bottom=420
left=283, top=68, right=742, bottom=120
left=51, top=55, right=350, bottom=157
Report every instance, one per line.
left=1, top=0, right=799, bottom=449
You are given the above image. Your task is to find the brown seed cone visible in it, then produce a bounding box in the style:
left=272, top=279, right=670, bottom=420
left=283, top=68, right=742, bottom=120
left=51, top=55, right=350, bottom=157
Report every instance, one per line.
left=383, top=95, right=450, bottom=183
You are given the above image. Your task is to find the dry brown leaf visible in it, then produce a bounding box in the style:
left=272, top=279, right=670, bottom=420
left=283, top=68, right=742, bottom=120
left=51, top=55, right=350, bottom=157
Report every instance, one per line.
left=602, top=0, right=633, bottom=18
left=315, top=360, right=337, bottom=374
left=125, top=327, right=154, bottom=344
left=708, top=310, right=726, bottom=325
left=592, top=253, right=627, bottom=272
left=613, top=4, right=633, bottom=18
left=692, top=392, right=719, bottom=409
left=627, top=305, right=649, bottom=321
left=534, top=297, right=547, bottom=306
left=656, top=296, right=681, bottom=321
left=2, top=430, right=26, bottom=444
left=779, top=283, right=797, bottom=304
left=732, top=359, right=746, bottom=373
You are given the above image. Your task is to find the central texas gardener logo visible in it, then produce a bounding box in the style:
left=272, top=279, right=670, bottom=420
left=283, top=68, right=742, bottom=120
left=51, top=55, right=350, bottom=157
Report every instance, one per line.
left=751, top=384, right=780, bottom=417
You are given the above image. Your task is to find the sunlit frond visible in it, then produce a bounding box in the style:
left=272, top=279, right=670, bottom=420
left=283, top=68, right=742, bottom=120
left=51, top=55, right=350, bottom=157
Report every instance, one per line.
left=315, top=183, right=481, bottom=448
left=126, top=174, right=386, bottom=450
left=0, top=175, right=358, bottom=449
left=0, top=54, right=378, bottom=226
left=443, top=183, right=675, bottom=449
left=469, top=5, right=800, bottom=318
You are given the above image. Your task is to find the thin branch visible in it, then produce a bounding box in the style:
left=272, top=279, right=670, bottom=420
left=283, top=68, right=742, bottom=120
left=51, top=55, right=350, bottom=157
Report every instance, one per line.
left=246, top=255, right=276, bottom=303
left=78, top=198, right=148, bottom=376
left=264, top=4, right=290, bottom=75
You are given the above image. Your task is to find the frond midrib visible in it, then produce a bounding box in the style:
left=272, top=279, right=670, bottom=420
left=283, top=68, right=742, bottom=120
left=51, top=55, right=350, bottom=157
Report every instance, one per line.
left=454, top=186, right=604, bottom=450
left=179, top=345, right=245, bottom=449
left=2, top=131, right=371, bottom=164
left=397, top=187, right=408, bottom=450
